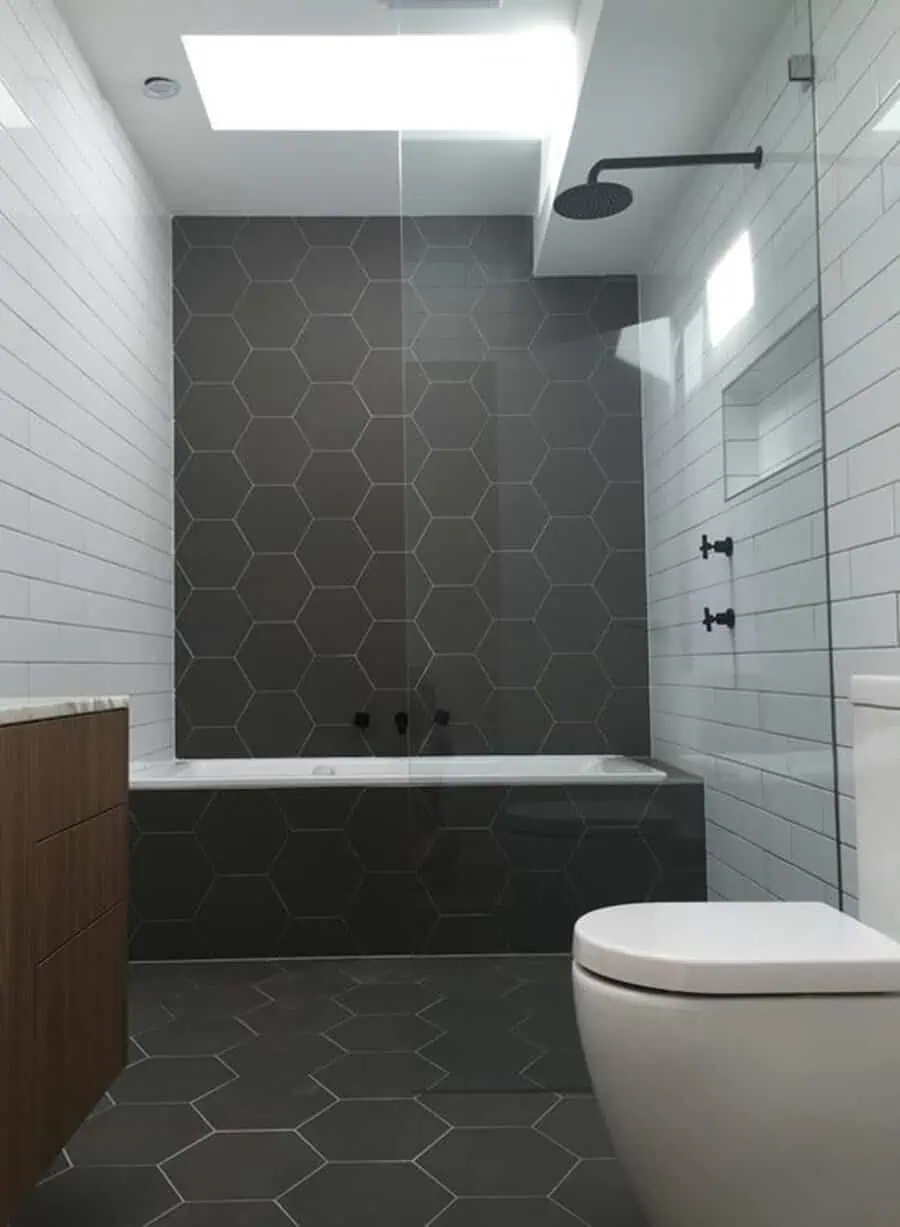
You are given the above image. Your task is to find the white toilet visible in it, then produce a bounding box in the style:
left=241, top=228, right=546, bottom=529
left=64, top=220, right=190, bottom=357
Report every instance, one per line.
left=571, top=674, right=900, bottom=1227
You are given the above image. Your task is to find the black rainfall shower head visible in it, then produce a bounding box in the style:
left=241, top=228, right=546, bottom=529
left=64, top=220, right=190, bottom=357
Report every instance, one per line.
left=554, top=145, right=764, bottom=221
left=554, top=180, right=634, bottom=220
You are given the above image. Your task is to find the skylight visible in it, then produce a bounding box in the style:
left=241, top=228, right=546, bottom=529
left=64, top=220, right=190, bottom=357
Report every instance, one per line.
left=181, top=31, right=576, bottom=135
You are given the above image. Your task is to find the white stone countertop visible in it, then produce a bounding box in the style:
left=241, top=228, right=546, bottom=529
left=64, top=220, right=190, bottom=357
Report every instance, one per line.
left=0, top=697, right=129, bottom=727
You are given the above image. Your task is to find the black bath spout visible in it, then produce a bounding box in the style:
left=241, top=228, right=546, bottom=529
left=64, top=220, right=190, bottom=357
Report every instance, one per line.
left=394, top=711, right=409, bottom=735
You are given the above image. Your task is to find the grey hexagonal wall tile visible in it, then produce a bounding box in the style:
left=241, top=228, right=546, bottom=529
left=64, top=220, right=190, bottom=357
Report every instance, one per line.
left=357, top=552, right=426, bottom=620
left=175, top=246, right=249, bottom=314
left=416, top=452, right=489, bottom=517
left=532, top=315, right=604, bottom=381
left=477, top=553, right=550, bottom=619
left=591, top=414, right=643, bottom=481
left=414, top=315, right=486, bottom=379
left=179, top=385, right=249, bottom=451
left=237, top=623, right=312, bottom=690
left=272, top=830, right=362, bottom=916
left=236, top=418, right=310, bottom=485
left=352, top=217, right=402, bottom=279
left=421, top=829, right=508, bottom=914
left=416, top=215, right=481, bottom=245
left=238, top=692, right=313, bottom=757
left=534, top=451, right=608, bottom=516
left=299, top=452, right=371, bottom=518
left=473, top=349, right=547, bottom=416
left=590, top=350, right=642, bottom=415
left=417, top=587, right=490, bottom=653
left=534, top=383, right=606, bottom=448
left=299, top=587, right=371, bottom=655
left=416, top=519, right=489, bottom=586
left=471, top=216, right=533, bottom=278
left=180, top=590, right=251, bottom=658
left=596, top=620, right=649, bottom=688
left=571, top=829, right=660, bottom=909
left=180, top=521, right=250, bottom=588
left=296, top=316, right=369, bottom=382
left=594, top=484, right=645, bottom=550
left=594, top=552, right=648, bottom=618
left=354, top=348, right=404, bottom=416
left=238, top=486, right=310, bottom=553
left=294, top=246, right=367, bottom=314
left=180, top=658, right=251, bottom=727
left=178, top=216, right=244, bottom=246
left=298, top=521, right=371, bottom=587
left=353, top=280, right=407, bottom=348
left=355, top=485, right=406, bottom=552
left=589, top=276, right=639, bottom=334
left=478, top=690, right=552, bottom=754
left=177, top=317, right=249, bottom=381
left=234, top=218, right=309, bottom=280
left=353, top=418, right=405, bottom=484
left=538, top=655, right=612, bottom=723
left=358, top=621, right=430, bottom=690
left=300, top=218, right=364, bottom=245
left=412, top=247, right=486, bottom=314
left=475, top=484, right=548, bottom=550
left=235, top=282, right=309, bottom=347
left=474, top=417, right=547, bottom=483
left=301, top=656, right=373, bottom=724
left=535, top=518, right=609, bottom=585
left=478, top=621, right=550, bottom=688
left=179, top=453, right=250, bottom=519
left=297, top=383, right=369, bottom=450
left=236, top=349, right=310, bottom=417
left=473, top=282, right=545, bottom=347
left=536, top=587, right=610, bottom=653
left=415, top=383, right=486, bottom=449
left=417, top=654, right=492, bottom=723
left=197, top=792, right=287, bottom=873
left=237, top=554, right=311, bottom=621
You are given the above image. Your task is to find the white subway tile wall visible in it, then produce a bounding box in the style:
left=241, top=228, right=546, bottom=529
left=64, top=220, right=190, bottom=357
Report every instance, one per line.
left=640, top=0, right=842, bottom=905
left=813, top=0, right=900, bottom=913
left=0, top=0, right=174, bottom=758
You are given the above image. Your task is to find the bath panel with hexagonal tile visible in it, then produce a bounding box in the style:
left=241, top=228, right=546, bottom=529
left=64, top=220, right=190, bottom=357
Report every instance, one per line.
left=15, top=956, right=654, bottom=1227
left=173, top=216, right=648, bottom=759
left=128, top=776, right=705, bottom=960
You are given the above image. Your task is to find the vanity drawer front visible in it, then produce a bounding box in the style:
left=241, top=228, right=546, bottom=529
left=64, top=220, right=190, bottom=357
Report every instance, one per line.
left=33, top=904, right=128, bottom=1173
left=26, top=710, right=128, bottom=840
left=32, top=805, right=128, bottom=963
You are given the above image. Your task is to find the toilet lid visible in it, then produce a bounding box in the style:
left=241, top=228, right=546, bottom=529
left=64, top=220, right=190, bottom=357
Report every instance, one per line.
left=573, top=902, right=900, bottom=995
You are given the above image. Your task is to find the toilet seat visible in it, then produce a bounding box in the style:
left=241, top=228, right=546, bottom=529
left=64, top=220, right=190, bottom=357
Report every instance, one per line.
left=573, top=901, right=900, bottom=995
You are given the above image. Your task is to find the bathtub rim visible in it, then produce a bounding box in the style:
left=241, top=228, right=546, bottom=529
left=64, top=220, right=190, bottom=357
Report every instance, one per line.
left=130, top=754, right=669, bottom=791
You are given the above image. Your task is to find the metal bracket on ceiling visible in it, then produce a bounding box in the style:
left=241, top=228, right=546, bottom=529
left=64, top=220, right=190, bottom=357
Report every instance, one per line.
left=788, top=54, right=815, bottom=85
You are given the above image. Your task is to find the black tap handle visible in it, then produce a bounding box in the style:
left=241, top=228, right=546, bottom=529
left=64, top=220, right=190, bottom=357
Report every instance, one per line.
left=703, top=608, right=736, bottom=632
left=701, top=534, right=734, bottom=560
left=394, top=711, right=409, bottom=735
left=434, top=710, right=451, bottom=727
left=352, top=712, right=370, bottom=730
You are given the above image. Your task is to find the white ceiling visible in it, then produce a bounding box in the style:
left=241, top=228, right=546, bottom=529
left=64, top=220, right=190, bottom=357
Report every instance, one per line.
left=57, top=0, right=794, bottom=273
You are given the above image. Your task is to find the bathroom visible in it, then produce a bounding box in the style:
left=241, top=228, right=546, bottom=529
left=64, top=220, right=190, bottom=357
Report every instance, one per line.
left=1, top=0, right=899, bottom=1221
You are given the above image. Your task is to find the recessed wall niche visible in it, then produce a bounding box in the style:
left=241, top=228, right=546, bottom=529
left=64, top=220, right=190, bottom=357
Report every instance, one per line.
left=723, top=310, right=821, bottom=500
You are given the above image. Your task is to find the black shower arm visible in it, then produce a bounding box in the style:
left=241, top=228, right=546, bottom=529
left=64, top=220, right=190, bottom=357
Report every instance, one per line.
left=587, top=146, right=763, bottom=185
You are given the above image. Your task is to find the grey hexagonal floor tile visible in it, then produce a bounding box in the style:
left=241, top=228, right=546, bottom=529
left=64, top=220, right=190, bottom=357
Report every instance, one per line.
left=164, top=1131, right=321, bottom=1201
left=66, top=1103, right=209, bottom=1166
left=194, top=1071, right=334, bottom=1131
left=339, top=982, right=439, bottom=1015
left=111, top=1056, right=232, bottom=1104
left=328, top=1012, right=439, bottom=1052
left=154, top=1206, right=296, bottom=1227
left=432, top=1198, right=585, bottom=1227
left=225, top=1032, right=342, bottom=1081
left=420, top=1091, right=557, bottom=1127
left=14, top=1166, right=179, bottom=1227
left=301, top=1099, right=448, bottom=1161
left=420, top=1127, right=575, bottom=1196
left=138, top=1015, right=255, bottom=1057
left=317, top=1051, right=444, bottom=1098
left=537, top=1097, right=614, bottom=1159
left=281, top=1162, right=451, bottom=1227
left=552, top=1160, right=648, bottom=1226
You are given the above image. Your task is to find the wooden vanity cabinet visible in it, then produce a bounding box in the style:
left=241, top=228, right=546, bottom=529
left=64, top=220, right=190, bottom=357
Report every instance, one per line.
left=0, top=708, right=129, bottom=1220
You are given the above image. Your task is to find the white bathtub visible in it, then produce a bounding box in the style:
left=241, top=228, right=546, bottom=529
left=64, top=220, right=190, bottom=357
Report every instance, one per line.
left=129, top=754, right=666, bottom=791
